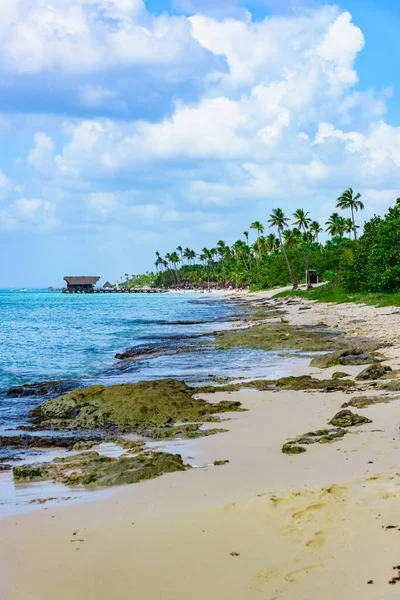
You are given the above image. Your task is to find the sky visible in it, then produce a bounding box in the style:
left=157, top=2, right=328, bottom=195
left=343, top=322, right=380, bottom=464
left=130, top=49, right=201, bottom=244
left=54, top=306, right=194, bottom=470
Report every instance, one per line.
left=1, top=0, right=400, bottom=287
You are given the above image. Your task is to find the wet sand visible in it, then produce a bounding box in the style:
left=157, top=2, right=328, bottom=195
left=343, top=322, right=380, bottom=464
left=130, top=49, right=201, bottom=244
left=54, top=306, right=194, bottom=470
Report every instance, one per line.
left=3, top=291, right=400, bottom=598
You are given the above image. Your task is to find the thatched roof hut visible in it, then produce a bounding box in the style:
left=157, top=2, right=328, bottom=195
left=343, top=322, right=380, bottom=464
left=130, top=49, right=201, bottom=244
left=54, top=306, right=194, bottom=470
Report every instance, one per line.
left=64, top=276, right=100, bottom=292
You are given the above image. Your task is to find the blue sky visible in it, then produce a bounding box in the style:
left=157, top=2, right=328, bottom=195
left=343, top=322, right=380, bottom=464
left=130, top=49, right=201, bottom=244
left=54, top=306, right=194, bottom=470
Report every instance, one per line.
left=1, top=0, right=400, bottom=287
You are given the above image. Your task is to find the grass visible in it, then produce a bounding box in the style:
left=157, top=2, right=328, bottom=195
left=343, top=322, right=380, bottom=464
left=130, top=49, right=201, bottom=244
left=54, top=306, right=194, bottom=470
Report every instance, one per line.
left=273, top=282, right=400, bottom=307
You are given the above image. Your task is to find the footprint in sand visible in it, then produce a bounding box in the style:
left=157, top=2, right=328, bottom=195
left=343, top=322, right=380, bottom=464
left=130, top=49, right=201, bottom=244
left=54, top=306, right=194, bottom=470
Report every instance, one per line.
left=306, top=531, right=327, bottom=548
left=284, top=564, right=324, bottom=583
left=251, top=567, right=280, bottom=591
left=292, top=503, right=326, bottom=521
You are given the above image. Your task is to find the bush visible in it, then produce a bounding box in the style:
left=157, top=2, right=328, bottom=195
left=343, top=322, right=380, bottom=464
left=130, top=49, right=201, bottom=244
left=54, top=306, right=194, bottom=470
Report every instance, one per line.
left=342, top=204, right=400, bottom=293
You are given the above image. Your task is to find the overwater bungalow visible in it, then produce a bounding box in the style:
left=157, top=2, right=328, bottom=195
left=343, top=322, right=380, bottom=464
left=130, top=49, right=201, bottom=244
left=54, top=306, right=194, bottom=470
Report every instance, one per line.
left=63, top=276, right=100, bottom=293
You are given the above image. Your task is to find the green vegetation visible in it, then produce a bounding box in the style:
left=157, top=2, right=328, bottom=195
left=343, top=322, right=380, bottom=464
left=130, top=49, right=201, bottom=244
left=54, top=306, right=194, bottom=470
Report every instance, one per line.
left=274, top=282, right=400, bottom=307
left=121, top=191, right=364, bottom=289
left=125, top=194, right=400, bottom=305
left=275, top=200, right=400, bottom=303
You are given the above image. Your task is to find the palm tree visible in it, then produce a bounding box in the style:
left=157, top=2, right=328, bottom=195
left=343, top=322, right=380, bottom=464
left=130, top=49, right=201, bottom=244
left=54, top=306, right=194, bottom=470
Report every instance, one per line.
left=292, top=209, right=311, bottom=232
left=170, top=251, right=181, bottom=284
left=265, top=233, right=278, bottom=254
left=344, top=218, right=354, bottom=238
left=250, top=221, right=264, bottom=241
left=183, top=248, right=192, bottom=265
left=336, top=188, right=364, bottom=240
left=325, top=213, right=346, bottom=238
left=177, top=246, right=183, bottom=263
left=268, top=208, right=298, bottom=290
left=293, top=209, right=312, bottom=288
left=310, top=221, right=322, bottom=243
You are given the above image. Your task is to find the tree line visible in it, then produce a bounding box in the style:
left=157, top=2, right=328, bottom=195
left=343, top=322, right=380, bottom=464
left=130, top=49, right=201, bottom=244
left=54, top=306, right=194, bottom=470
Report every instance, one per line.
left=122, top=188, right=365, bottom=290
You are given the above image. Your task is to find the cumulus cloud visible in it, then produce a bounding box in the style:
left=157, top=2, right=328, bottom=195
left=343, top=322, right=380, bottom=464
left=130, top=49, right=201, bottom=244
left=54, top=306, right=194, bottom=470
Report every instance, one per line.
left=28, top=132, right=55, bottom=175
left=4, top=2, right=400, bottom=255
left=87, top=193, right=118, bottom=218
left=7, top=198, right=60, bottom=230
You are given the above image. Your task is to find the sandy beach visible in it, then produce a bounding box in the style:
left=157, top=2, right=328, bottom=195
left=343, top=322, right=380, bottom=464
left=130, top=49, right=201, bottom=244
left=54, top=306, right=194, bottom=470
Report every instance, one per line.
left=3, top=292, right=400, bottom=599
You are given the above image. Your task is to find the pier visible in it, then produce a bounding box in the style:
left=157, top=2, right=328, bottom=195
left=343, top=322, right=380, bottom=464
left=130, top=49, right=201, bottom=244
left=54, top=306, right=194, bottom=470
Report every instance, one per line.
left=62, top=275, right=167, bottom=294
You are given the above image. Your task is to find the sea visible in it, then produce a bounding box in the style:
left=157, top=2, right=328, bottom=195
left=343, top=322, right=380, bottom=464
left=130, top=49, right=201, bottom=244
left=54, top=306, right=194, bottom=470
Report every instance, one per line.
left=0, top=289, right=305, bottom=512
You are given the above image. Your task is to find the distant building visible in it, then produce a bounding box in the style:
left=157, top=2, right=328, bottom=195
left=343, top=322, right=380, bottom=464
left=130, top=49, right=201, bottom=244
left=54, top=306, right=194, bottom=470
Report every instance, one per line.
left=64, top=276, right=100, bottom=293
left=103, top=281, right=113, bottom=289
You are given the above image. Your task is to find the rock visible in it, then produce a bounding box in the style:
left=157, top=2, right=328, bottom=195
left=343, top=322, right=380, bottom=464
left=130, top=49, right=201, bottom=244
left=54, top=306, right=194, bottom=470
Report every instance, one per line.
left=332, top=371, right=351, bottom=379
left=6, top=380, right=73, bottom=398
left=275, top=376, right=353, bottom=391
left=214, top=322, right=341, bottom=353
left=214, top=460, right=230, bottom=466
left=310, top=344, right=382, bottom=369
left=329, top=410, right=372, bottom=428
left=13, top=465, right=51, bottom=481
left=13, top=450, right=191, bottom=488
left=296, top=428, right=347, bottom=444
left=0, top=435, right=102, bottom=450
left=356, top=364, right=393, bottom=381
left=30, top=379, right=245, bottom=433
left=282, top=444, right=307, bottom=455
left=379, top=380, right=400, bottom=392
left=281, top=317, right=290, bottom=324
left=341, top=396, right=392, bottom=409
left=0, top=464, right=12, bottom=471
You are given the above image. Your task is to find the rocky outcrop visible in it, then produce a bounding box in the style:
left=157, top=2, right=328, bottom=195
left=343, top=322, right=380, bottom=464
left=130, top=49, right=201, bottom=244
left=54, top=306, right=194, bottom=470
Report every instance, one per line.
left=30, top=379, right=244, bottom=433
left=355, top=364, right=393, bottom=381
left=329, top=409, right=372, bottom=428
left=13, top=450, right=191, bottom=487
left=310, top=344, right=383, bottom=368
left=6, top=381, right=74, bottom=398
left=332, top=371, right=351, bottom=379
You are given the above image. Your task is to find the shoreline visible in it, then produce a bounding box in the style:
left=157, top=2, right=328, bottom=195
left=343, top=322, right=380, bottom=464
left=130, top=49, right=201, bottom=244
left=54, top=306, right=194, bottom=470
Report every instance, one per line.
left=3, top=292, right=400, bottom=597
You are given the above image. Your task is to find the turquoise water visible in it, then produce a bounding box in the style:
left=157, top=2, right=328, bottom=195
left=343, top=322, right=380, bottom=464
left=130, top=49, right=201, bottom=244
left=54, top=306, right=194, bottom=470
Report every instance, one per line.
left=0, top=289, right=306, bottom=512
left=0, top=289, right=302, bottom=435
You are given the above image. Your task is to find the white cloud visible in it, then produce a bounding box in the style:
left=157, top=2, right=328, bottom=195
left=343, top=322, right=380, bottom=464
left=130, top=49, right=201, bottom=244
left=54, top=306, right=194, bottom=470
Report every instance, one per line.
left=15, top=4, right=400, bottom=250
left=28, top=132, right=55, bottom=175
left=315, top=12, right=364, bottom=86
left=87, top=193, right=118, bottom=218
left=8, top=198, right=60, bottom=230
left=0, top=0, right=208, bottom=75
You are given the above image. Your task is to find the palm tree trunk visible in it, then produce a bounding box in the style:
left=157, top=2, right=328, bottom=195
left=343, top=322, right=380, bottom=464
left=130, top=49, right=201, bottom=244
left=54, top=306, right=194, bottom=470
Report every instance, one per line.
left=351, top=205, right=357, bottom=240
left=279, top=230, right=298, bottom=290
left=302, top=248, right=312, bottom=289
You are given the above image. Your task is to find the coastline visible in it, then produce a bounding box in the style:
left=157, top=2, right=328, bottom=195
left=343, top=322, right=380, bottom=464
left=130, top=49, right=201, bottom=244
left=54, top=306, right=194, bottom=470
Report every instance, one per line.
left=3, top=291, right=400, bottom=598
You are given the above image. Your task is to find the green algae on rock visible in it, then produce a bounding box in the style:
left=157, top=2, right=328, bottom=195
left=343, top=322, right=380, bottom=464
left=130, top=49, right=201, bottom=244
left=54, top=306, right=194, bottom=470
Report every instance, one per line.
left=214, top=460, right=230, bottom=466
left=30, top=379, right=245, bottom=433
left=282, top=428, right=347, bottom=454
left=13, top=465, right=52, bottom=482
left=212, top=322, right=341, bottom=353
left=332, top=371, right=351, bottom=379
left=282, top=444, right=307, bottom=455
left=341, top=396, right=392, bottom=409
left=197, top=375, right=354, bottom=394
left=13, top=450, right=191, bottom=488
left=329, top=409, right=372, bottom=428
left=149, top=424, right=228, bottom=440
left=355, top=364, right=393, bottom=381
left=310, top=343, right=383, bottom=369
left=274, top=376, right=353, bottom=391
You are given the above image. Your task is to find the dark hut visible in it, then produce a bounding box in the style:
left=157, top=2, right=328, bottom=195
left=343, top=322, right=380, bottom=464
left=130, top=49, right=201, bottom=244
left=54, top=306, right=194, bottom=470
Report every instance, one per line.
left=64, top=276, right=100, bottom=293
left=103, top=281, right=113, bottom=289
